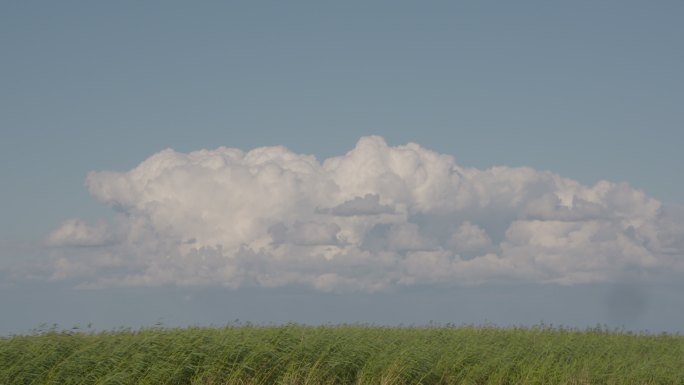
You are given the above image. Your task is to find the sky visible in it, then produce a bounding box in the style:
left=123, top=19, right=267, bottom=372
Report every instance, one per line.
left=1, top=1, right=684, bottom=335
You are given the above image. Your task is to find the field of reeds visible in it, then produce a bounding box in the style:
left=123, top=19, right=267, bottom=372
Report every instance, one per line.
left=1, top=323, right=683, bottom=385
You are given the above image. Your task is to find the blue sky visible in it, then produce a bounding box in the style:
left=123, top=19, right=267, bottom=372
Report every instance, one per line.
left=1, top=1, right=684, bottom=335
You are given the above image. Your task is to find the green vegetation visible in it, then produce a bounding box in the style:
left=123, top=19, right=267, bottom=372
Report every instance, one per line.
left=1, top=323, right=682, bottom=385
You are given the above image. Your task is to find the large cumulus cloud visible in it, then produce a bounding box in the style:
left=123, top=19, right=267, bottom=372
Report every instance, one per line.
left=46, top=136, right=684, bottom=290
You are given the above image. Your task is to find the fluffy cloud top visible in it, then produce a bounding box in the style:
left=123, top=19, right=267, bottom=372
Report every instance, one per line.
left=46, top=136, right=684, bottom=290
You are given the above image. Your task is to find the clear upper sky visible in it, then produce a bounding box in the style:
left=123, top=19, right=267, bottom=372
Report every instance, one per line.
left=1, top=1, right=683, bottom=334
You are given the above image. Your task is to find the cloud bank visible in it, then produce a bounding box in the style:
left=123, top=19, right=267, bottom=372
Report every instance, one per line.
left=46, top=136, right=684, bottom=290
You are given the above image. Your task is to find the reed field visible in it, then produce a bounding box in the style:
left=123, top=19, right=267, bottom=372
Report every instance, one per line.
left=1, top=323, right=682, bottom=385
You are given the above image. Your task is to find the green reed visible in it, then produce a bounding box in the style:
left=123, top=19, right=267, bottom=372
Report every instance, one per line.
left=1, top=324, right=682, bottom=385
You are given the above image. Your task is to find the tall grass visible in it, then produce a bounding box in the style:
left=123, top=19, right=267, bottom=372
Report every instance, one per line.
left=1, top=324, right=682, bottom=385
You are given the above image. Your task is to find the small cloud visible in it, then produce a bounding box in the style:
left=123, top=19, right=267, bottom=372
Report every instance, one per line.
left=323, top=194, right=394, bottom=216
left=447, top=222, right=495, bottom=259
left=46, top=219, right=118, bottom=247
left=269, top=222, right=341, bottom=246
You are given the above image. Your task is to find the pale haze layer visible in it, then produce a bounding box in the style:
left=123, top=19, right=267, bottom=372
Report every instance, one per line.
left=42, top=137, right=684, bottom=291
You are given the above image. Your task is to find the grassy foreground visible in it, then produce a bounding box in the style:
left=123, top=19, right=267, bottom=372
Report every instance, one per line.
left=1, top=324, right=683, bottom=385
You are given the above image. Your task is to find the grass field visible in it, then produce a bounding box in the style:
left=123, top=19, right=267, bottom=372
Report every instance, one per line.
left=1, top=323, right=682, bottom=385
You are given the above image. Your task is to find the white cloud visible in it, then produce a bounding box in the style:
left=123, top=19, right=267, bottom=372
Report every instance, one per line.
left=44, top=136, right=684, bottom=290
